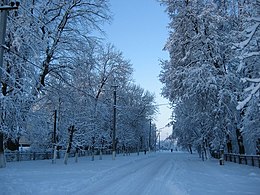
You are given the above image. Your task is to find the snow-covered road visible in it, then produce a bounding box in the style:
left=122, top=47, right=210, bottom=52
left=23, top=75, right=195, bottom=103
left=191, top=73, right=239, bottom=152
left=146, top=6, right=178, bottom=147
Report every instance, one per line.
left=1, top=152, right=260, bottom=195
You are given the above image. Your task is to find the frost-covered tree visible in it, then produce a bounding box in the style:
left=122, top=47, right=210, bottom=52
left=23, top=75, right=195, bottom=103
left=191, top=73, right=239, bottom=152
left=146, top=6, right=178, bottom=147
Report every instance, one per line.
left=24, top=42, right=133, bottom=149
left=117, top=84, right=157, bottom=151
left=160, top=0, right=239, bottom=155
left=235, top=0, right=259, bottom=110
left=0, top=0, right=111, bottom=167
left=233, top=0, right=260, bottom=154
left=69, top=43, right=133, bottom=151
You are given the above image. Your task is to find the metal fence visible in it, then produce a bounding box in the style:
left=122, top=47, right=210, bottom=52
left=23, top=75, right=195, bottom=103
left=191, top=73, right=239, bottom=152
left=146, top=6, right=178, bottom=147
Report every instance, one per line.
left=224, top=153, right=260, bottom=168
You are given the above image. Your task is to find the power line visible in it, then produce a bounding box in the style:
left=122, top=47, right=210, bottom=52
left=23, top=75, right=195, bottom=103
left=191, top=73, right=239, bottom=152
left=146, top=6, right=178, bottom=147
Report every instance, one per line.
left=6, top=49, right=169, bottom=114
left=7, top=15, right=43, bottom=42
left=7, top=48, right=43, bottom=70
left=6, top=48, right=103, bottom=104
left=19, top=4, right=49, bottom=32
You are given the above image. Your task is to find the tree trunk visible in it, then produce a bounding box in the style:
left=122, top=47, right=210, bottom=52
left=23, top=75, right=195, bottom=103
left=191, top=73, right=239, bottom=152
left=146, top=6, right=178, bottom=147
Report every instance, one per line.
left=0, top=132, right=6, bottom=168
left=75, top=147, right=79, bottom=163
left=64, top=152, right=69, bottom=165
left=236, top=128, right=245, bottom=154
left=52, top=145, right=57, bottom=164
left=64, top=125, right=75, bottom=165
left=91, top=146, right=94, bottom=161
left=188, top=144, right=192, bottom=154
left=226, top=134, right=233, bottom=153
left=99, top=148, right=102, bottom=160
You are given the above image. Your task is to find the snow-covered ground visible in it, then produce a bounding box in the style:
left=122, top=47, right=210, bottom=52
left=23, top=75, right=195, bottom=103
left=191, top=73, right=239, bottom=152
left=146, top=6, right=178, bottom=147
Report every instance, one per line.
left=0, top=151, right=260, bottom=195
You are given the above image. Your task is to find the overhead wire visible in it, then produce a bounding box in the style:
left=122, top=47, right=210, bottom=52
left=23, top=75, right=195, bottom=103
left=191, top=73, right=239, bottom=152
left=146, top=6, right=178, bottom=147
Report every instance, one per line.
left=5, top=48, right=99, bottom=103
left=6, top=44, right=162, bottom=113
left=7, top=48, right=42, bottom=70
left=5, top=49, right=163, bottom=127
left=5, top=5, right=163, bottom=112
left=19, top=3, right=50, bottom=32
left=7, top=15, right=44, bottom=42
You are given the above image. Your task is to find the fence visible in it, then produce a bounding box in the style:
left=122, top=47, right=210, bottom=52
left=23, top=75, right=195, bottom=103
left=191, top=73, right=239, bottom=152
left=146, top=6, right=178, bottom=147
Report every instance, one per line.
left=224, top=153, right=260, bottom=168
left=5, top=151, right=74, bottom=162
left=4, top=147, right=150, bottom=163
left=4, top=148, right=120, bottom=162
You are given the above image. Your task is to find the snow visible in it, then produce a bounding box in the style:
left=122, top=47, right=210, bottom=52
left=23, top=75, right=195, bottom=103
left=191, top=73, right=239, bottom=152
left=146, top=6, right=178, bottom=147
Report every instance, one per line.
left=237, top=95, right=253, bottom=110
left=241, top=51, right=260, bottom=59
left=1, top=152, right=260, bottom=195
left=249, top=17, right=260, bottom=22
left=237, top=82, right=260, bottom=110
left=241, top=78, right=260, bottom=83
left=233, top=22, right=259, bottom=50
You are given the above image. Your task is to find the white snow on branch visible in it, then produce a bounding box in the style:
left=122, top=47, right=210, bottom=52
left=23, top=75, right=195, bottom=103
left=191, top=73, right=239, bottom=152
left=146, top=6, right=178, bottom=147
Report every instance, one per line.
left=241, top=77, right=260, bottom=83
left=237, top=82, right=260, bottom=110
left=240, top=51, right=260, bottom=60
left=247, top=16, right=260, bottom=22
left=233, top=22, right=259, bottom=49
left=244, top=83, right=257, bottom=92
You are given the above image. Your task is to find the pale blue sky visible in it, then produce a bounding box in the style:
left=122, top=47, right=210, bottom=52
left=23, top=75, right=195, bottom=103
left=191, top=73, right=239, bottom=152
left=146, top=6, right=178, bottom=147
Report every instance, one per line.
left=104, top=0, right=172, bottom=139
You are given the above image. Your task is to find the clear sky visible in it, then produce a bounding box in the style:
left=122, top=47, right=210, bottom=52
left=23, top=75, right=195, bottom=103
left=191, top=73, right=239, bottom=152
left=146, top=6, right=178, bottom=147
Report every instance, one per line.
left=104, top=0, right=172, bottom=140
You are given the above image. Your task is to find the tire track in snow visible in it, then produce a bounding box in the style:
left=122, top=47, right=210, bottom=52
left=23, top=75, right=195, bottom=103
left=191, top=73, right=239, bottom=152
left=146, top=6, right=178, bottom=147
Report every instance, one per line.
left=76, top=154, right=159, bottom=194
left=78, top=153, right=188, bottom=195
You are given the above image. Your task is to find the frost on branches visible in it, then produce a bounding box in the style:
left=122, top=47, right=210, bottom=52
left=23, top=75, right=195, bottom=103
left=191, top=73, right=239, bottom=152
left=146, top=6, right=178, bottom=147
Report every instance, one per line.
left=0, top=0, right=158, bottom=168
left=160, top=0, right=259, bottom=155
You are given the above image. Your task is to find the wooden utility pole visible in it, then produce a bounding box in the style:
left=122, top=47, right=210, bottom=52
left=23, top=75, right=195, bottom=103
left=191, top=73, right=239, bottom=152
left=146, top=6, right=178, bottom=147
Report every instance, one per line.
left=158, top=131, right=161, bottom=151
left=53, top=110, right=57, bottom=144
left=149, top=119, right=152, bottom=152
left=52, top=110, right=57, bottom=164
left=112, top=85, right=117, bottom=160
left=0, top=0, right=19, bottom=169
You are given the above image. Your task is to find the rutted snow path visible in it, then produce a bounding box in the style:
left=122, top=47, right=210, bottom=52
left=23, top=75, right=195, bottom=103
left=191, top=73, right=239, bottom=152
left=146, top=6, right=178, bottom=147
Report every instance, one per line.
left=79, top=154, right=186, bottom=195
left=1, top=152, right=260, bottom=195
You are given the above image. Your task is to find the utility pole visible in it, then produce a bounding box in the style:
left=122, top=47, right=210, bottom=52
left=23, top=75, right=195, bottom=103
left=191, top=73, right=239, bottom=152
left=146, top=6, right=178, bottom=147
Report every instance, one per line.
left=52, top=110, right=57, bottom=164
left=154, top=130, right=160, bottom=152
left=149, top=119, right=151, bottom=152
left=112, top=85, right=117, bottom=160
left=0, top=0, right=20, bottom=169
left=158, top=131, right=161, bottom=151
left=53, top=110, right=57, bottom=144
left=0, top=1, right=19, bottom=75
left=0, top=1, right=8, bottom=80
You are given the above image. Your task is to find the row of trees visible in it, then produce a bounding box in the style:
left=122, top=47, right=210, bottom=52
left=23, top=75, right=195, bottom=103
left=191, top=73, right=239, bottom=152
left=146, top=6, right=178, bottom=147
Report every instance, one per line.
left=159, top=0, right=259, bottom=155
left=0, top=0, right=157, bottom=168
